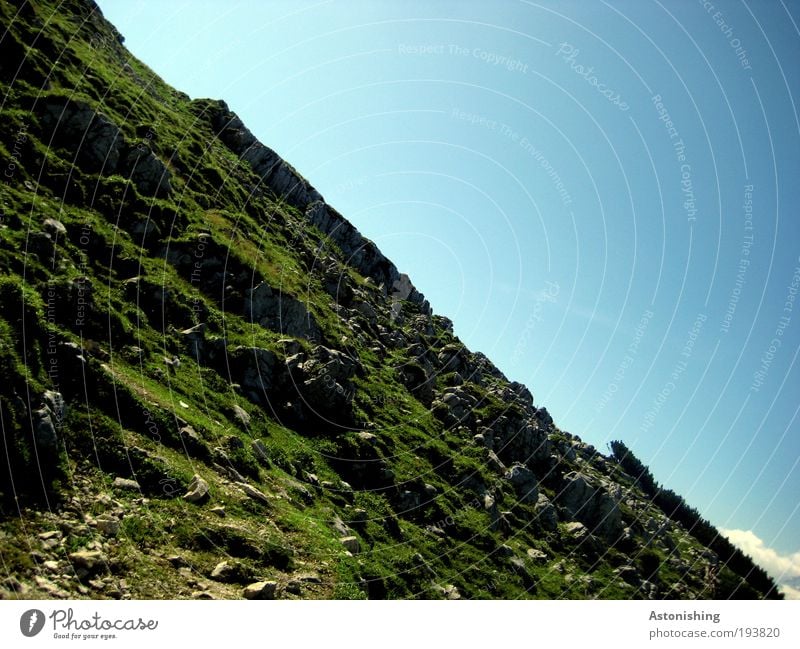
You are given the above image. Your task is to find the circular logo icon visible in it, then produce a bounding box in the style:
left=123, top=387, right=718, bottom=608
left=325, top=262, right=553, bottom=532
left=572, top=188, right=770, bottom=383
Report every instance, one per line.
left=20, top=609, right=45, bottom=637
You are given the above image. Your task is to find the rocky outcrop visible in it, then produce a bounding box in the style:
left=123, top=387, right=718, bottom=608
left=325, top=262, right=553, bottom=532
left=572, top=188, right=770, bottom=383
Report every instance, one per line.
left=504, top=463, right=539, bottom=503
left=36, top=98, right=171, bottom=196
left=557, top=471, right=623, bottom=541
left=245, top=282, right=321, bottom=341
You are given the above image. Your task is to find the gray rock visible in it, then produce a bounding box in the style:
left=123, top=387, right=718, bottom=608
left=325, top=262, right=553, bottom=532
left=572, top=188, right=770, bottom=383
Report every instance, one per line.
left=243, top=580, right=277, bottom=600
left=533, top=493, right=558, bottom=531
left=32, top=407, right=58, bottom=451
left=332, top=516, right=351, bottom=537
left=563, top=521, right=589, bottom=542
left=95, top=516, right=120, bottom=536
left=340, top=536, right=360, bottom=554
left=69, top=550, right=106, bottom=574
left=245, top=282, right=320, bottom=340
left=235, top=346, right=278, bottom=405
left=182, top=474, right=209, bottom=503
left=558, top=471, right=622, bottom=541
left=40, top=98, right=124, bottom=172
left=504, top=463, right=539, bottom=503
left=112, top=477, right=141, bottom=491
left=43, top=218, right=67, bottom=238
left=232, top=404, right=251, bottom=428
left=251, top=439, right=270, bottom=464
left=235, top=482, right=270, bottom=506
left=122, top=145, right=171, bottom=196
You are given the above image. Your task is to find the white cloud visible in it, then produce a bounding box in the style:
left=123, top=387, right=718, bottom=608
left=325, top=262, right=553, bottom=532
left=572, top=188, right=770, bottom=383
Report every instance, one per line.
left=721, top=528, right=800, bottom=599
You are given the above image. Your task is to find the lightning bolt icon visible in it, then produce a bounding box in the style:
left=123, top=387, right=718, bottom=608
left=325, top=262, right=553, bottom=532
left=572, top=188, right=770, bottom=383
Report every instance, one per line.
left=28, top=611, right=38, bottom=633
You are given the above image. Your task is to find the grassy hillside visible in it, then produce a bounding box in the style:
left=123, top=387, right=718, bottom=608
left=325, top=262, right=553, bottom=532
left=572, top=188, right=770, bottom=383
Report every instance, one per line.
left=0, top=0, right=781, bottom=600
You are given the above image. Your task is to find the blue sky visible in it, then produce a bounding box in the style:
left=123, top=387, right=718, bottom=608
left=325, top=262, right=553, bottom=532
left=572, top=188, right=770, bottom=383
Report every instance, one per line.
left=96, top=0, right=800, bottom=586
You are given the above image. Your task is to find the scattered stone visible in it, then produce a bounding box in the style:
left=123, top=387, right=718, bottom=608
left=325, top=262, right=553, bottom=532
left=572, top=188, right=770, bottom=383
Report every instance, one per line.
left=33, top=576, right=66, bottom=597
left=526, top=548, right=548, bottom=563
left=563, top=521, right=590, bottom=543
left=69, top=550, right=106, bottom=575
left=242, top=580, right=277, bottom=600
left=95, top=515, right=120, bottom=536
left=168, top=555, right=189, bottom=568
left=232, top=404, right=251, bottom=427
left=235, top=482, right=270, bottom=506
left=43, top=218, right=67, bottom=237
left=340, top=536, right=360, bottom=554
left=251, top=440, right=270, bottom=464
left=210, top=506, right=226, bottom=518
left=332, top=516, right=351, bottom=537
left=509, top=556, right=528, bottom=573
left=210, top=560, right=251, bottom=583
left=183, top=474, right=210, bottom=503
left=192, top=591, right=215, bottom=599
left=112, top=477, right=141, bottom=491
left=441, top=584, right=461, bottom=600
left=38, top=530, right=62, bottom=541
left=210, top=561, right=234, bottom=581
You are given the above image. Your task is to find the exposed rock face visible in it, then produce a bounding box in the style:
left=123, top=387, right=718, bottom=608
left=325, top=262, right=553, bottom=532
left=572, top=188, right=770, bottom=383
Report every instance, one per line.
left=557, top=471, right=623, bottom=541
left=245, top=282, right=321, bottom=341
left=504, top=463, right=539, bottom=503
left=37, top=98, right=171, bottom=196
left=39, top=98, right=124, bottom=172
left=122, top=144, right=172, bottom=195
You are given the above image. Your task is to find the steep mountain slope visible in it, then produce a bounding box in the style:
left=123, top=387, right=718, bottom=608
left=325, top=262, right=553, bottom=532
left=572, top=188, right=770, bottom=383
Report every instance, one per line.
left=0, top=0, right=780, bottom=600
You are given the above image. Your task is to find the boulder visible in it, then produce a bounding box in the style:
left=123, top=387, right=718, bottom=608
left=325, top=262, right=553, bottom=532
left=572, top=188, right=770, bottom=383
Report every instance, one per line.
left=69, top=551, right=106, bottom=575
left=243, top=581, right=277, bottom=600
left=182, top=474, right=209, bottom=503
left=232, top=404, right=251, bottom=428
left=234, top=346, right=278, bottom=405
left=32, top=407, right=58, bottom=451
left=340, top=536, right=360, bottom=554
left=504, top=463, right=538, bottom=503
left=210, top=560, right=251, bottom=583
left=236, top=482, right=270, bottom=506
left=43, top=218, right=67, bottom=238
left=95, top=515, right=120, bottom=536
left=533, top=493, right=558, bottom=531
left=112, top=477, right=141, bottom=491
left=557, top=472, right=622, bottom=541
